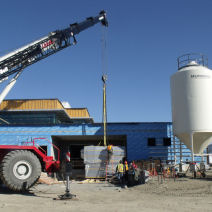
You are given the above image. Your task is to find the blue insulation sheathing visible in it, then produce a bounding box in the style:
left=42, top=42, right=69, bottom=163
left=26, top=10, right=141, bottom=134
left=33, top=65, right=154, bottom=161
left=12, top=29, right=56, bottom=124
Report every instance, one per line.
left=0, top=122, right=170, bottom=162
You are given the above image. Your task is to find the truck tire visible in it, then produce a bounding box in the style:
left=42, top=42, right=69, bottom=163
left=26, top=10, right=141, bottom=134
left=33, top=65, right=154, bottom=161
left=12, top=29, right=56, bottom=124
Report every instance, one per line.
left=0, top=150, right=41, bottom=191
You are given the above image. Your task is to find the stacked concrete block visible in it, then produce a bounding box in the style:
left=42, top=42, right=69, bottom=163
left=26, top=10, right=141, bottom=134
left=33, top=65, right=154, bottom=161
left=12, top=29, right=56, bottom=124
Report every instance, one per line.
left=83, top=146, right=125, bottom=178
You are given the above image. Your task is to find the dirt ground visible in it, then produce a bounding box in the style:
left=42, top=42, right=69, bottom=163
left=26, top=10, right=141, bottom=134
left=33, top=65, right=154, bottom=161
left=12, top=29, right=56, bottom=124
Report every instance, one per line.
left=1, top=173, right=212, bottom=212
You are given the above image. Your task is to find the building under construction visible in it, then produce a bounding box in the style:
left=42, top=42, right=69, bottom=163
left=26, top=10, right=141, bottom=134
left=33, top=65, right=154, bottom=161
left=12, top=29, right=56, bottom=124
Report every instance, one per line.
left=0, top=99, right=176, bottom=175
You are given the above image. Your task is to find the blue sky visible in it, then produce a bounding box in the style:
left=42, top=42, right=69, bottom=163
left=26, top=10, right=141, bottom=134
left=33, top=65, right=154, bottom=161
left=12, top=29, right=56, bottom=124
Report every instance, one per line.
left=1, top=0, right=212, bottom=122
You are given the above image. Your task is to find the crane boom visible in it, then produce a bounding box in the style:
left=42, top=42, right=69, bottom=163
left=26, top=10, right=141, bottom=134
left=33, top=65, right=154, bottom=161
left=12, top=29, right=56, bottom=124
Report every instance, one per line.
left=0, top=11, right=108, bottom=82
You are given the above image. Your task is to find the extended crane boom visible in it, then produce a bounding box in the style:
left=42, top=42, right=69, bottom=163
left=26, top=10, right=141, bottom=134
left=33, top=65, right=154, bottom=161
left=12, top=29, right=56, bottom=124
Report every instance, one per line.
left=0, top=11, right=108, bottom=82
left=0, top=11, right=107, bottom=107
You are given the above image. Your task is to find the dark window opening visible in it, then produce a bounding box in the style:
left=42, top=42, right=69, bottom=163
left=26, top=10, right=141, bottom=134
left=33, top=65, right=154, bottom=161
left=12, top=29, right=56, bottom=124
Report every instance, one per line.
left=163, top=138, right=171, bottom=146
left=148, top=138, right=156, bottom=146
left=69, top=145, right=84, bottom=169
left=69, top=145, right=84, bottom=159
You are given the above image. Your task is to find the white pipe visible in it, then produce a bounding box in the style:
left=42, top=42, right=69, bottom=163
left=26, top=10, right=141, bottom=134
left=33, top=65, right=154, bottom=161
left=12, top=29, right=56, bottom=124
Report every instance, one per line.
left=194, top=154, right=212, bottom=156
left=0, top=70, right=23, bottom=106
left=190, top=133, right=194, bottom=162
left=173, top=136, right=176, bottom=165
left=180, top=140, right=182, bottom=163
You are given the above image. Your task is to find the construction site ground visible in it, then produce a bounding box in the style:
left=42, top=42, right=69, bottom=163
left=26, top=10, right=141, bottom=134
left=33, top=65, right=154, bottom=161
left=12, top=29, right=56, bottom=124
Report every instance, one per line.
left=1, top=173, right=212, bottom=212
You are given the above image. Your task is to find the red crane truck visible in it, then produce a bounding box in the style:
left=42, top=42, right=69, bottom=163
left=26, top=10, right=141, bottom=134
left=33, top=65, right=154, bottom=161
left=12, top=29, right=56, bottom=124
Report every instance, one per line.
left=0, top=11, right=108, bottom=191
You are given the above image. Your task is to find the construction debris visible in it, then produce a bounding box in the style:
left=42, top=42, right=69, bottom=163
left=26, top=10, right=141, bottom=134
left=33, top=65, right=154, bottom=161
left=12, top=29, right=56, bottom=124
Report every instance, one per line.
left=38, top=173, right=59, bottom=185
left=78, top=179, right=102, bottom=184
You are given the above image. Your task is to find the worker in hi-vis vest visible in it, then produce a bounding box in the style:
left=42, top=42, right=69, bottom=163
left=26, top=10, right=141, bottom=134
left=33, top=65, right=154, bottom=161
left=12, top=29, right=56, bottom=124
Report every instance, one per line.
left=124, top=160, right=129, bottom=185
left=116, top=160, right=125, bottom=187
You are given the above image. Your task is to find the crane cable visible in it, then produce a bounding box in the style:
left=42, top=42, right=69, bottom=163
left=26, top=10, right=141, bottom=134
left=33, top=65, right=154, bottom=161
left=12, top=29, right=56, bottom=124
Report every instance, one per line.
left=101, top=25, right=108, bottom=76
left=101, top=25, right=108, bottom=146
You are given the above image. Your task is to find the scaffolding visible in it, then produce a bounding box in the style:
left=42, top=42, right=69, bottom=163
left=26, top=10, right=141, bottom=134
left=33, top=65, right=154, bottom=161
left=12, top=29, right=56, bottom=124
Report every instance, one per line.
left=167, top=124, right=209, bottom=165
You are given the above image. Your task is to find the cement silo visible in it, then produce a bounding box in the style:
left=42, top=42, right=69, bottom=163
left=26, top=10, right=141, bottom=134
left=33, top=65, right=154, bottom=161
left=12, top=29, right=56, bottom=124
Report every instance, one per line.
left=171, top=54, right=212, bottom=159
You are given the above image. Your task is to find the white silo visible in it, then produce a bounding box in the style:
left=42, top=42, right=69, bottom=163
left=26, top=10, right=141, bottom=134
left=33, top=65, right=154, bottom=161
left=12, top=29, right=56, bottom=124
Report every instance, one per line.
left=171, top=54, right=212, bottom=160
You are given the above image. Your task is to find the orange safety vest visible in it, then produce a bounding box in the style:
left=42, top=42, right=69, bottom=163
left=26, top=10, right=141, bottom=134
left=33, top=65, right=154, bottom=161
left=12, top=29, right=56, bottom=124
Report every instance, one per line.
left=117, top=163, right=124, bottom=173
left=125, top=163, right=128, bottom=171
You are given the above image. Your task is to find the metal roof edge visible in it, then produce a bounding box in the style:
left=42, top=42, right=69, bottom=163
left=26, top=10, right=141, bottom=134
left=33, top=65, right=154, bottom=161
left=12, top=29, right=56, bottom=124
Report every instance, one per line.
left=92, top=122, right=172, bottom=125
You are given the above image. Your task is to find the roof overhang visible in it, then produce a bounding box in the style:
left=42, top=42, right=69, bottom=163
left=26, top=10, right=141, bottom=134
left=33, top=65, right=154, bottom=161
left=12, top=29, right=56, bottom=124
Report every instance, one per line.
left=0, top=109, right=94, bottom=125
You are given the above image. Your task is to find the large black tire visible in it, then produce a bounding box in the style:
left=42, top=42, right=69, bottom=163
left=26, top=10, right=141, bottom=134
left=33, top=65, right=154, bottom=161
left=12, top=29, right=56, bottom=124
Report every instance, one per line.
left=0, top=150, right=41, bottom=191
